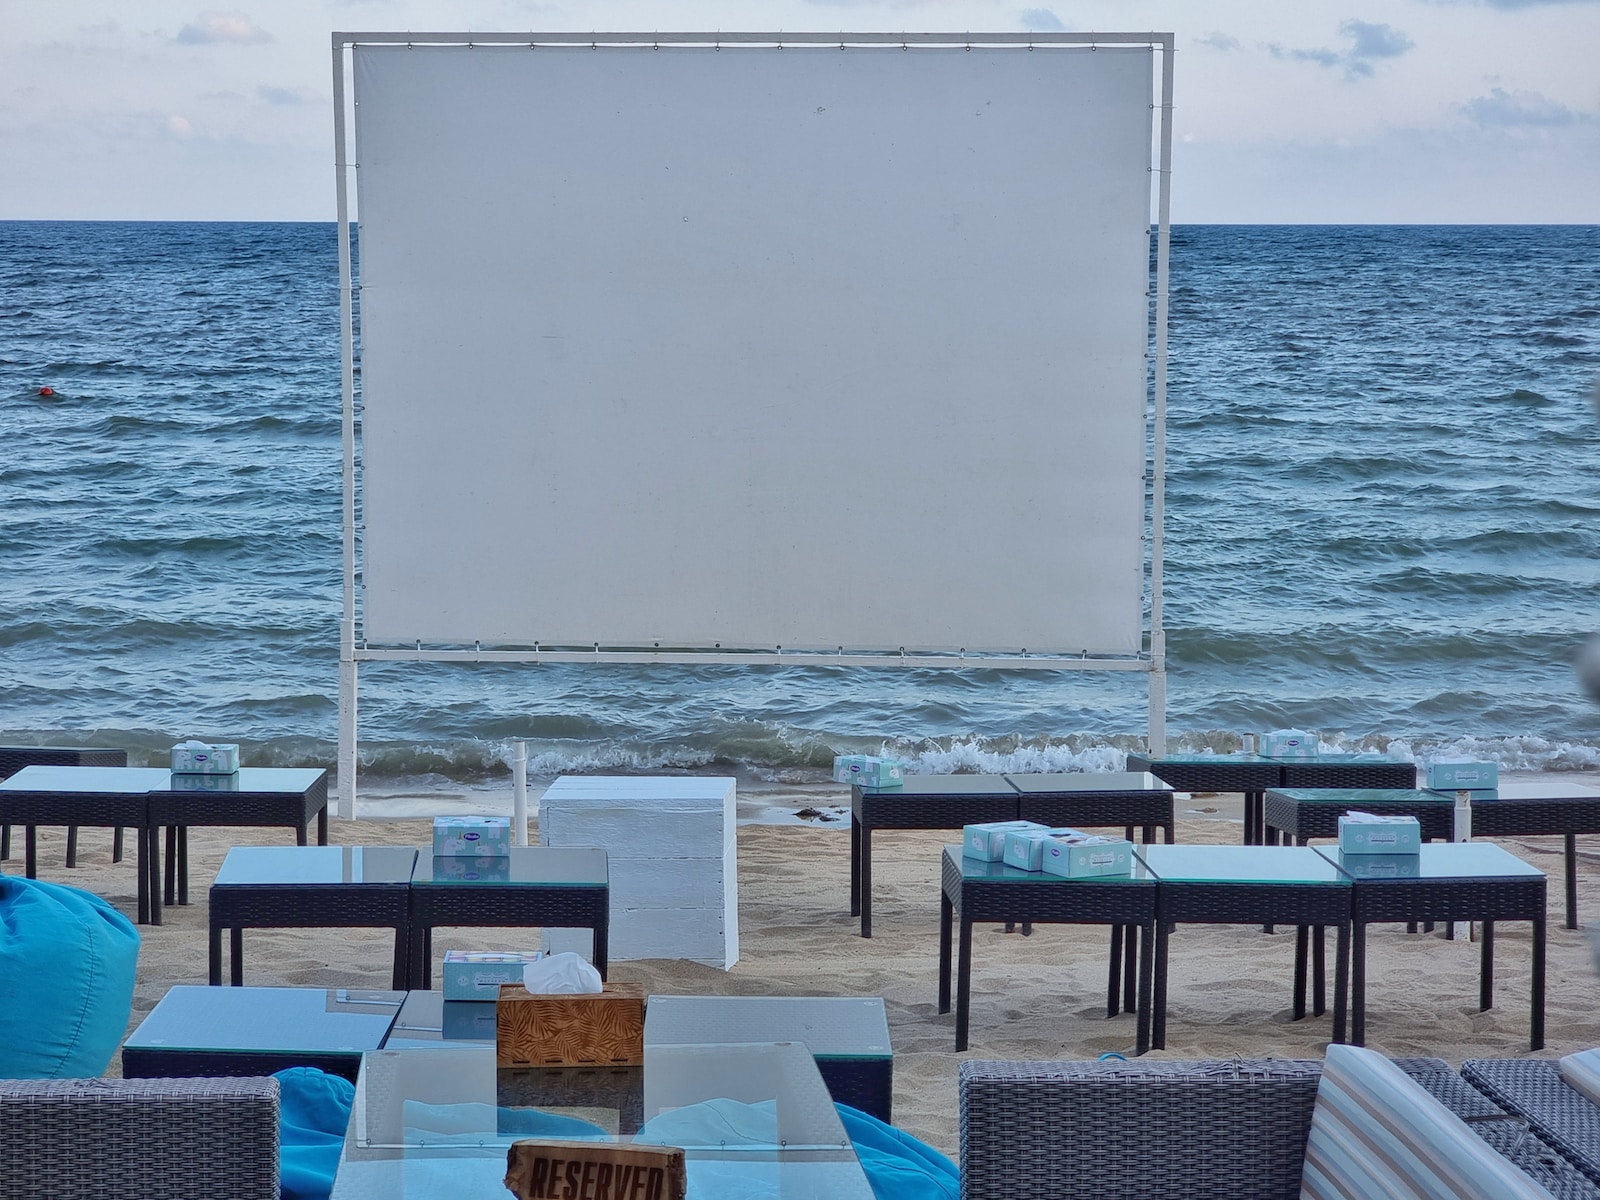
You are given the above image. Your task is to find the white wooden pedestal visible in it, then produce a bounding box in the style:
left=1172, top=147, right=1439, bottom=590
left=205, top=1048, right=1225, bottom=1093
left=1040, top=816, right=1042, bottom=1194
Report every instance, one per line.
left=538, top=775, right=738, bottom=969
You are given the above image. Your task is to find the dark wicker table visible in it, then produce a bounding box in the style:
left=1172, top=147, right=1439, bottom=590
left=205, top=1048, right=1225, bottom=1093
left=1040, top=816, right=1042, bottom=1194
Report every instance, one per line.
left=209, top=845, right=418, bottom=989
left=1265, top=787, right=1456, bottom=846
left=1274, top=754, right=1417, bottom=792
left=938, top=845, right=1157, bottom=1055
left=122, top=984, right=405, bottom=1082
left=0, top=745, right=128, bottom=865
left=1136, top=844, right=1351, bottom=1050
left=1463, top=778, right=1600, bottom=930
left=1315, top=842, right=1547, bottom=1050
left=0, top=764, right=162, bottom=923
left=1125, top=753, right=1282, bottom=844
left=1008, top=771, right=1176, bottom=844
left=851, top=774, right=1020, bottom=937
left=407, top=846, right=610, bottom=985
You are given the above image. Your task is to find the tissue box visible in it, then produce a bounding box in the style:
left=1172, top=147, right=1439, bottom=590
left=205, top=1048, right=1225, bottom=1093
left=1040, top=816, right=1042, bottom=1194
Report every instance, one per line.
left=1428, top=761, right=1499, bottom=791
left=443, top=950, right=543, bottom=1000
left=963, top=820, right=1046, bottom=862
left=1260, top=730, right=1318, bottom=759
left=834, top=755, right=907, bottom=790
left=432, top=816, right=511, bottom=857
left=443, top=1000, right=501, bottom=1039
left=1337, top=814, right=1421, bottom=855
left=170, top=741, right=239, bottom=775
left=495, top=981, right=646, bottom=1067
left=431, top=855, right=511, bottom=883
left=1340, top=853, right=1422, bottom=880
left=1002, top=827, right=1085, bottom=873
left=1039, top=835, right=1134, bottom=879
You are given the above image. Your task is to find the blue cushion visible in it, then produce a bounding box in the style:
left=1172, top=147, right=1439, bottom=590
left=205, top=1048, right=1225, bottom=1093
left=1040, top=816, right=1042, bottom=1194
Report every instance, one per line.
left=836, top=1103, right=960, bottom=1200
left=275, top=1068, right=356, bottom=1200
left=0, top=875, right=139, bottom=1078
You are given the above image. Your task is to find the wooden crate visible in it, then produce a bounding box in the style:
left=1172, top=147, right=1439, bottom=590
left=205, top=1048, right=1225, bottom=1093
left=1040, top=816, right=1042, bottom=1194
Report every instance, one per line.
left=496, top=982, right=646, bottom=1067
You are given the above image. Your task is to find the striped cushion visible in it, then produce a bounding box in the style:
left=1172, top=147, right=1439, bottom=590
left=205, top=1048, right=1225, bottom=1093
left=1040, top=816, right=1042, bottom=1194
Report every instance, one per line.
left=1301, top=1044, right=1553, bottom=1200
left=1559, top=1049, right=1600, bottom=1108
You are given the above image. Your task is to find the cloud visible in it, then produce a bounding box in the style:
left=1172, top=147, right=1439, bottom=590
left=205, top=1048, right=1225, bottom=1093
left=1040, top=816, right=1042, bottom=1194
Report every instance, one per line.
left=258, top=85, right=319, bottom=107
left=1197, top=32, right=1242, bottom=51
left=1423, top=0, right=1600, bottom=7
left=1269, top=20, right=1413, bottom=80
left=175, top=12, right=272, bottom=45
left=1019, top=8, right=1066, bottom=31
left=166, top=115, right=195, bottom=139
left=1464, top=87, right=1583, bottom=126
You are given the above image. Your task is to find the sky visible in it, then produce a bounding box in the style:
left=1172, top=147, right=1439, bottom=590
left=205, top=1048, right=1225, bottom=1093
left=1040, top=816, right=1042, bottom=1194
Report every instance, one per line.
left=2, top=1, right=1597, bottom=223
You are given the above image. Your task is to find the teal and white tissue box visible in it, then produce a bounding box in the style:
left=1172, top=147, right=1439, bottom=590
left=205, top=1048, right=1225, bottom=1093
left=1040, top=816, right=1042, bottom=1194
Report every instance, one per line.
left=1340, top=853, right=1422, bottom=880
left=1428, top=761, right=1498, bottom=791
left=1002, top=827, right=1086, bottom=872
left=963, top=820, right=1045, bottom=862
left=1337, top=813, right=1421, bottom=855
left=431, top=855, right=511, bottom=883
left=432, top=816, right=511, bottom=858
left=170, top=740, right=239, bottom=775
left=1261, top=730, right=1318, bottom=759
left=834, top=755, right=907, bottom=790
left=443, top=949, right=542, bottom=1001
left=1039, top=834, right=1134, bottom=879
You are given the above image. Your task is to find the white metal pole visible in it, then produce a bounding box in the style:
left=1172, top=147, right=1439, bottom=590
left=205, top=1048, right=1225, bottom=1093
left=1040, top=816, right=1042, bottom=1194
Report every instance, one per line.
left=513, top=740, right=529, bottom=846
left=1147, top=35, right=1174, bottom=756
left=333, top=35, right=359, bottom=819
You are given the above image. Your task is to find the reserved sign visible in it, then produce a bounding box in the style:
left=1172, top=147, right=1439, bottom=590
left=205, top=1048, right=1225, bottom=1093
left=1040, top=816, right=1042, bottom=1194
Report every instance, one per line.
left=505, top=1140, right=687, bottom=1200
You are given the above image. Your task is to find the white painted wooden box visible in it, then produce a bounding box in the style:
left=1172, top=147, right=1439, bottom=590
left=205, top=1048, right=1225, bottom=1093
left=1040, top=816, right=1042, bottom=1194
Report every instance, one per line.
left=538, top=775, right=738, bottom=969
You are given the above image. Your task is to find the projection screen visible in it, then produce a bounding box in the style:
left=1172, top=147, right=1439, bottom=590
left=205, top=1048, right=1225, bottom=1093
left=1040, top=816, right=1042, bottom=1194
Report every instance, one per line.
left=346, top=36, right=1163, bottom=657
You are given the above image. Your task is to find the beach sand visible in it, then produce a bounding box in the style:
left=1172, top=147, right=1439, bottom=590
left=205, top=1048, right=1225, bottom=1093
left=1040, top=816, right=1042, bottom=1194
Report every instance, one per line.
left=19, top=774, right=1600, bottom=1161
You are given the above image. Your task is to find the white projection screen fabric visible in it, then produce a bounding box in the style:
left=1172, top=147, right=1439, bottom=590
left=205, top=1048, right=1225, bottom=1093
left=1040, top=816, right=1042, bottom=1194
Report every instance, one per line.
left=352, top=43, right=1154, bottom=655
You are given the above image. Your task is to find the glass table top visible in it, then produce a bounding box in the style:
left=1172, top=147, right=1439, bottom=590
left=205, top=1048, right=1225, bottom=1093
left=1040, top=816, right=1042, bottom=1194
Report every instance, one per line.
left=860, top=774, right=1016, bottom=797
left=1427, top=779, right=1600, bottom=803
left=1269, top=788, right=1451, bottom=807
left=944, top=844, right=1155, bottom=885
left=1135, top=844, right=1348, bottom=885
left=1317, top=841, right=1545, bottom=881
left=644, top=996, right=892, bottom=1060
left=214, top=845, right=419, bottom=886
left=125, top=985, right=404, bottom=1054
left=1004, top=771, right=1170, bottom=794
left=1271, top=754, right=1413, bottom=767
left=383, top=992, right=498, bottom=1047
left=0, top=765, right=324, bottom=794
left=330, top=1042, right=872, bottom=1199
left=410, top=846, right=608, bottom=887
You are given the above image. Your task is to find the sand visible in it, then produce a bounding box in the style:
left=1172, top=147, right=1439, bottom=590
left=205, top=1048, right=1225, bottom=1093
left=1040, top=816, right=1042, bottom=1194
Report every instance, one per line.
left=19, top=778, right=1600, bottom=1161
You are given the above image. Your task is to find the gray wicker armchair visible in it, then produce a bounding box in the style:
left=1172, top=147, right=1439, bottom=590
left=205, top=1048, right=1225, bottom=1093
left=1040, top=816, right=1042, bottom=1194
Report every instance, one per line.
left=959, top=1057, right=1599, bottom=1200
left=0, top=1075, right=280, bottom=1200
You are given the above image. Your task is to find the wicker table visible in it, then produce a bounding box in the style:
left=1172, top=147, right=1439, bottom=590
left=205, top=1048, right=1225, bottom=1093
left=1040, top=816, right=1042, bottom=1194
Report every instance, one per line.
left=1274, top=754, right=1416, bottom=791
left=0, top=764, right=162, bottom=923
left=1460, top=778, right=1600, bottom=930
left=149, top=767, right=331, bottom=907
left=209, top=845, right=418, bottom=989
left=0, top=746, right=128, bottom=865
left=1136, top=844, right=1351, bottom=1050
left=122, top=984, right=404, bottom=1082
left=1125, top=753, right=1282, bottom=844
left=938, top=845, right=1157, bottom=1055
left=407, top=846, right=610, bottom=985
left=851, top=774, right=1020, bottom=937
left=1316, top=842, right=1547, bottom=1050
left=1008, top=771, right=1176, bottom=844
left=1265, top=787, right=1456, bottom=846
left=645, top=995, right=895, bottom=1122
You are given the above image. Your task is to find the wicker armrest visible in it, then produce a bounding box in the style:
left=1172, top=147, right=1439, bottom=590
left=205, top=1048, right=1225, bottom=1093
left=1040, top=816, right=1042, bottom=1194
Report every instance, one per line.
left=0, top=1076, right=281, bottom=1200
left=958, top=1058, right=1322, bottom=1200
left=1463, top=1058, right=1600, bottom=1189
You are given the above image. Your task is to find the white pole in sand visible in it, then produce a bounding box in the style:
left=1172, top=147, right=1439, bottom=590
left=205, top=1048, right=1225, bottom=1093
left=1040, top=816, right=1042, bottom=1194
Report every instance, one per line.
left=513, top=740, right=529, bottom=846
left=1453, top=790, right=1473, bottom=940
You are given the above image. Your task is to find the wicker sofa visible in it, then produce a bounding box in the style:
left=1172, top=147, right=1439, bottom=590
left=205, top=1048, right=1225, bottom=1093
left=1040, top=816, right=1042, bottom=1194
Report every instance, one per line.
left=0, top=1076, right=280, bottom=1200
left=959, top=1057, right=1600, bottom=1200
left=1463, top=1058, right=1600, bottom=1188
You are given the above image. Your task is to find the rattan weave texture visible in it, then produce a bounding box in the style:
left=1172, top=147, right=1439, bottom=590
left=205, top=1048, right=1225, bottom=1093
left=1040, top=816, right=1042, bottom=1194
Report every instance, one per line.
left=1464, top=1058, right=1600, bottom=1188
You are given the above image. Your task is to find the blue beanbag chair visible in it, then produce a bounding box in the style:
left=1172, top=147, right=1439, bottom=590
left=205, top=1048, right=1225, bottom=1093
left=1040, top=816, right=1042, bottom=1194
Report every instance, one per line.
left=836, top=1104, right=960, bottom=1200
left=0, top=875, right=139, bottom=1078
left=275, top=1068, right=357, bottom=1200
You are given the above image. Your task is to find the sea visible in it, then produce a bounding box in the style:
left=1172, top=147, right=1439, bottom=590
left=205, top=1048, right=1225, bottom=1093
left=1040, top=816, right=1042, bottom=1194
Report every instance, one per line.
left=3, top=222, right=1599, bottom=796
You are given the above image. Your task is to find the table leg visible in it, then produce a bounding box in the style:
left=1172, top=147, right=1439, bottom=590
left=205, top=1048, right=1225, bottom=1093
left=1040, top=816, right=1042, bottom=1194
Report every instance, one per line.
left=230, top=928, right=244, bottom=986
left=317, top=807, right=329, bottom=845
left=938, top=893, right=953, bottom=1014
left=391, top=927, right=409, bottom=991
left=1532, top=913, right=1546, bottom=1051
left=860, top=824, right=874, bottom=938
left=25, top=825, right=38, bottom=878
left=1123, top=923, right=1138, bottom=1014
left=1152, top=919, right=1170, bottom=1050
left=1351, top=921, right=1367, bottom=1045
left=593, top=902, right=609, bottom=981
left=1244, top=794, right=1259, bottom=845
left=66, top=825, right=78, bottom=867
left=1136, top=920, right=1154, bottom=1056
left=955, top=915, right=974, bottom=1052
left=1313, top=925, right=1327, bottom=1017
left=1164, top=821, right=1175, bottom=845
left=209, top=925, right=223, bottom=985
left=1332, top=922, right=1350, bottom=1044
left=1107, top=925, right=1123, bottom=1017
left=1566, top=835, right=1578, bottom=930
left=113, top=826, right=125, bottom=863
left=1, top=823, right=8, bottom=859
left=177, top=827, right=189, bottom=906
left=164, top=826, right=178, bottom=907
left=1292, top=926, right=1308, bottom=1020
left=145, top=826, right=161, bottom=926
left=849, top=817, right=861, bottom=918
left=296, top=822, right=308, bottom=846
left=1479, top=920, right=1494, bottom=1011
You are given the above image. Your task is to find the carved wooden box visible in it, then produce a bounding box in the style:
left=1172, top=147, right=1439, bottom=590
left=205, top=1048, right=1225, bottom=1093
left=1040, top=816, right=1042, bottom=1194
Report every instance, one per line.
left=496, top=982, right=646, bottom=1067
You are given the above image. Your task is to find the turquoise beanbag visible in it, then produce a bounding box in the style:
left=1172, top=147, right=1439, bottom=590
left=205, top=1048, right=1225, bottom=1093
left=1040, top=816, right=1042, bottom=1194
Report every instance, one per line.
left=276, top=1068, right=357, bottom=1200
left=0, top=875, right=140, bottom=1078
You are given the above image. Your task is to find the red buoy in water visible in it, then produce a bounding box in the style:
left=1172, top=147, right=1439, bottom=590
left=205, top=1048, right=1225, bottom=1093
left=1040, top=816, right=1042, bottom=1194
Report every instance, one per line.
left=37, top=386, right=55, bottom=397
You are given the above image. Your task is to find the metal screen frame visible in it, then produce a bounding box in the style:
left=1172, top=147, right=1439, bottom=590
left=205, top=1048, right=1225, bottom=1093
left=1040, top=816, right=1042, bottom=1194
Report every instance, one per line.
left=332, top=31, right=1174, bottom=816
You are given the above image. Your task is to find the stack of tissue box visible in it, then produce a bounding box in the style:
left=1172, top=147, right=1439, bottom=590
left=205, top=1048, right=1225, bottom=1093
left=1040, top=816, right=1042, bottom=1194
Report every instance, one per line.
left=1260, top=730, right=1319, bottom=759
left=433, top=816, right=512, bottom=858
left=963, top=820, right=1045, bottom=862
left=1427, top=760, right=1498, bottom=800
left=170, top=740, right=240, bottom=775
left=1337, top=811, right=1421, bottom=855
left=833, top=755, right=908, bottom=791
left=962, top=820, right=1132, bottom=878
